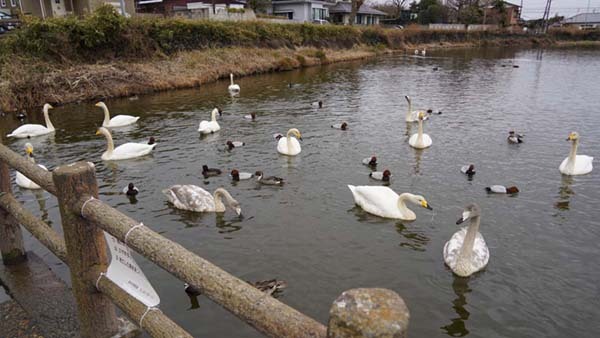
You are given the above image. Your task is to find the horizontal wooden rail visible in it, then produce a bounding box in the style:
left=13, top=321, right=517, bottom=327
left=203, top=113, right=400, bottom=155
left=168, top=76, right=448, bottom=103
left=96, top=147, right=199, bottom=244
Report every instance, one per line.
left=0, top=191, right=192, bottom=338
left=0, top=143, right=56, bottom=195
left=77, top=196, right=328, bottom=338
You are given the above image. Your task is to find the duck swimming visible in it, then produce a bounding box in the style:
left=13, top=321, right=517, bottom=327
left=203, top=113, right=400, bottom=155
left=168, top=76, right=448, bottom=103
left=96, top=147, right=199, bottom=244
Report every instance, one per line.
left=123, top=183, right=139, bottom=196
left=163, top=185, right=241, bottom=215
left=226, top=141, right=245, bottom=150
left=231, top=169, right=253, bottom=181
left=96, top=102, right=139, bottom=128
left=507, top=131, right=524, bottom=144
left=7, top=104, right=55, bottom=138
left=348, top=186, right=432, bottom=220
left=255, top=171, right=284, bottom=185
left=273, top=133, right=284, bottom=141
left=244, top=113, right=257, bottom=120
left=444, top=203, right=489, bottom=277
left=147, top=137, right=156, bottom=145
left=311, top=101, right=323, bottom=108
left=202, top=165, right=222, bottom=178
left=559, top=132, right=593, bottom=176
left=369, top=169, right=391, bottom=182
left=331, top=122, right=348, bottom=130
left=485, top=185, right=519, bottom=194
left=15, top=143, right=48, bottom=189
left=362, top=156, right=377, bottom=167
left=461, top=164, right=476, bottom=176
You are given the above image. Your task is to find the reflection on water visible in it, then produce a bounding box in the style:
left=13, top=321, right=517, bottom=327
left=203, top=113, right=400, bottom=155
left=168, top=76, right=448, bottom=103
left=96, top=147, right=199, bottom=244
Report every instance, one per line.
left=555, top=175, right=574, bottom=211
left=395, top=222, right=429, bottom=252
left=441, top=276, right=472, bottom=337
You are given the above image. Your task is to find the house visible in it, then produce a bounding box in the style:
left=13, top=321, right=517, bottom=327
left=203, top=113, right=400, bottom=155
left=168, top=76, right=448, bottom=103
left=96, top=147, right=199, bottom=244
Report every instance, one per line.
left=6, top=0, right=134, bottom=18
left=327, top=1, right=386, bottom=25
left=0, top=0, right=19, bottom=15
left=561, top=13, right=600, bottom=30
left=270, top=0, right=329, bottom=22
left=136, top=0, right=246, bottom=16
left=483, top=1, right=520, bottom=26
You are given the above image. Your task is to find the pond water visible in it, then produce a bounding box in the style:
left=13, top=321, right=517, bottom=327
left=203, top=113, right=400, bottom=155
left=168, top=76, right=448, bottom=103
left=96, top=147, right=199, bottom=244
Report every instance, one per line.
left=1, top=47, right=600, bottom=337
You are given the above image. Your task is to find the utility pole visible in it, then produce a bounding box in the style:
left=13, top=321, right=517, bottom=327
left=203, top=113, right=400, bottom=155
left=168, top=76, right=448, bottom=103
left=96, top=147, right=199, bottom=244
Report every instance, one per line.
left=541, top=0, right=552, bottom=33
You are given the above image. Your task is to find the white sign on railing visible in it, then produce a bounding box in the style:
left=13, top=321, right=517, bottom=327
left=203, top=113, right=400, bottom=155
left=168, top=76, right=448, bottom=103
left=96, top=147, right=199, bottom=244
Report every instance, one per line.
left=103, top=232, right=160, bottom=307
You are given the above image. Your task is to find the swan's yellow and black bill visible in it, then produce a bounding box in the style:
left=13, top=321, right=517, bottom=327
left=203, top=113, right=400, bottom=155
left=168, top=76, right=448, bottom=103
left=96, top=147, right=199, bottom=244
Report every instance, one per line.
left=421, top=200, right=432, bottom=210
left=95, top=129, right=102, bottom=135
left=94, top=102, right=103, bottom=107
left=567, top=132, right=576, bottom=141
left=25, top=145, right=33, bottom=155
left=456, top=217, right=465, bottom=225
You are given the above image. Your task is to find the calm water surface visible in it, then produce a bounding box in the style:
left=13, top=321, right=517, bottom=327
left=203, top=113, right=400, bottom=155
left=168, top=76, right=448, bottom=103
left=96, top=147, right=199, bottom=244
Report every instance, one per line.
left=1, top=47, right=599, bottom=337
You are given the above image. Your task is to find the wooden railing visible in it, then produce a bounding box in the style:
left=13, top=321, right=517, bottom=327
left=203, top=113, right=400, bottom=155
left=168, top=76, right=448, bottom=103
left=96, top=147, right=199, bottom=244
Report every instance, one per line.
left=0, top=141, right=410, bottom=338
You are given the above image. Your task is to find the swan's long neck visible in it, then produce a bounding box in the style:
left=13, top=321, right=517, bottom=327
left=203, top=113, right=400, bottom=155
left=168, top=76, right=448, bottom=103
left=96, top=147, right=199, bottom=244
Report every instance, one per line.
left=457, top=216, right=480, bottom=263
left=43, top=108, right=55, bottom=131
left=567, top=140, right=578, bottom=170
left=397, top=194, right=413, bottom=215
left=211, top=109, right=217, bottom=122
left=230, top=74, right=234, bottom=85
left=286, top=129, right=295, bottom=153
left=406, top=99, right=412, bottom=120
left=102, top=131, right=115, bottom=154
left=213, top=188, right=234, bottom=212
left=102, top=106, right=111, bottom=125
left=416, top=118, right=424, bottom=145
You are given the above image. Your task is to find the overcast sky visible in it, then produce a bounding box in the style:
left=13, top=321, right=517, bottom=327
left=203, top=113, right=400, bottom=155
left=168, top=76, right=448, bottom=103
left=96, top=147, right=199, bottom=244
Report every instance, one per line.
left=519, top=0, right=600, bottom=20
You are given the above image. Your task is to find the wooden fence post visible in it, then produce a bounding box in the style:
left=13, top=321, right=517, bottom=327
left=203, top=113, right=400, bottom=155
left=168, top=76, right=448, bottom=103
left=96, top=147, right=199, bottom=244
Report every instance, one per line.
left=327, top=288, right=410, bottom=338
left=53, top=161, right=120, bottom=338
left=0, top=139, right=26, bottom=265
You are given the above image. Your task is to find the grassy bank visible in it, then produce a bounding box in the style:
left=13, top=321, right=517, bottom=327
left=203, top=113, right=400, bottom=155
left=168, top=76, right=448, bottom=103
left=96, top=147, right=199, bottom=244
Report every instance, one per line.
left=1, top=6, right=598, bottom=112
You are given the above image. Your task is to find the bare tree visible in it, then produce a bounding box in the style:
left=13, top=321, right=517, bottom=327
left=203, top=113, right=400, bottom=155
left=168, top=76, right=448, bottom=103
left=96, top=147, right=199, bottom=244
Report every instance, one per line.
left=390, top=0, right=408, bottom=17
left=350, top=0, right=365, bottom=25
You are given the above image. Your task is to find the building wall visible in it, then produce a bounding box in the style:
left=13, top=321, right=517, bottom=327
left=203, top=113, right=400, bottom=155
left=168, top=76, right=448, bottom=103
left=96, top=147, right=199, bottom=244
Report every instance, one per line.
left=0, top=0, right=20, bottom=15
left=272, top=3, right=309, bottom=22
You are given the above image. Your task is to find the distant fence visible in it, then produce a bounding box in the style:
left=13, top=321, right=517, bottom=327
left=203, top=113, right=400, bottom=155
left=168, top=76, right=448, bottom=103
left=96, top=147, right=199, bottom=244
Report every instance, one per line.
left=0, top=140, right=410, bottom=338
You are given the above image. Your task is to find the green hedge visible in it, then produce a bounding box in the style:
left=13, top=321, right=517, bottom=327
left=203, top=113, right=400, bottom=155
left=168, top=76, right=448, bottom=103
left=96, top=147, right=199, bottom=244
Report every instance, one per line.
left=0, top=5, right=598, bottom=64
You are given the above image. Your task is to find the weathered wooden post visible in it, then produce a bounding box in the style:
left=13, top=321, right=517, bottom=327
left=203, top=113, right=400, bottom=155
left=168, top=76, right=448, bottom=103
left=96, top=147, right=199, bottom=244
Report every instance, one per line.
left=327, top=288, right=410, bottom=338
left=0, top=139, right=26, bottom=265
left=53, top=161, right=120, bottom=338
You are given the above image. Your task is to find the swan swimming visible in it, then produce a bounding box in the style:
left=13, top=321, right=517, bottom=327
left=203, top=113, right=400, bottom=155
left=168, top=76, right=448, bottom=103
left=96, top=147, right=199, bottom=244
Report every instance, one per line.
left=96, top=102, right=139, bottom=128
left=348, top=185, right=432, bottom=220
left=405, top=96, right=429, bottom=122
left=163, top=185, right=241, bottom=215
left=96, top=127, right=156, bottom=161
left=198, top=108, right=221, bottom=134
left=7, top=104, right=55, bottom=138
left=15, top=143, right=48, bottom=189
left=228, top=74, right=240, bottom=93
left=409, top=112, right=432, bottom=149
left=277, top=128, right=302, bottom=156
left=559, top=132, right=593, bottom=176
left=444, top=203, right=489, bottom=277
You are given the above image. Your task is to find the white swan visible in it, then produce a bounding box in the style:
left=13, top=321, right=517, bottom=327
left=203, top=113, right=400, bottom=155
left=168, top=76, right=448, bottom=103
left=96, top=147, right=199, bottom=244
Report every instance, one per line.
left=163, top=185, right=241, bottom=215
left=405, top=96, right=429, bottom=122
left=96, top=102, right=139, bottom=128
left=409, top=112, right=432, bottom=149
left=277, top=128, right=302, bottom=156
left=228, top=74, right=240, bottom=93
left=7, top=104, right=55, bottom=138
left=198, top=108, right=221, bottom=134
left=15, top=143, right=48, bottom=189
left=421, top=48, right=426, bottom=56
left=96, top=127, right=156, bottom=161
left=444, top=203, right=489, bottom=277
left=348, top=185, right=432, bottom=221
left=559, top=132, right=593, bottom=176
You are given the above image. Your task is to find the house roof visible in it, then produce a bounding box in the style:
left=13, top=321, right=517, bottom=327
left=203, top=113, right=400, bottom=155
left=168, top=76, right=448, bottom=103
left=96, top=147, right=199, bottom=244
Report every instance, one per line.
left=563, top=13, right=600, bottom=24
left=328, top=2, right=387, bottom=16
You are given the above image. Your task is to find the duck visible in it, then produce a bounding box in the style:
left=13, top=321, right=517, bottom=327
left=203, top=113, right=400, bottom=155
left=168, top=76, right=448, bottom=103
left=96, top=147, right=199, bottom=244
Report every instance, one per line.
left=231, top=169, right=253, bottom=181
left=96, top=102, right=139, bottom=128
left=198, top=108, right=221, bottom=134
left=273, top=133, right=284, bottom=141
left=202, top=165, right=222, bottom=178
left=311, top=101, right=323, bottom=108
left=184, top=283, right=201, bottom=297
left=244, top=113, right=257, bottom=120
left=331, top=122, right=348, bottom=130
left=444, top=204, right=489, bottom=277
left=485, top=185, right=519, bottom=194
left=147, top=136, right=156, bottom=145
left=16, top=110, right=27, bottom=120
left=255, top=171, right=284, bottom=185
left=228, top=73, right=240, bottom=93
left=414, top=49, right=419, bottom=55
left=15, top=143, right=48, bottom=189
left=362, top=156, right=377, bottom=167
left=249, top=279, right=287, bottom=296
left=369, top=169, right=391, bottom=182
left=96, top=127, right=156, bottom=161
left=226, top=141, right=245, bottom=150
left=277, top=128, right=302, bottom=156
left=7, top=104, right=55, bottom=138
left=163, top=185, right=241, bottom=215
left=348, top=185, right=432, bottom=220
left=507, top=131, right=524, bottom=144
left=404, top=96, right=429, bottom=122
left=409, top=112, right=432, bottom=149
left=122, top=183, right=139, bottom=196
left=559, top=132, right=593, bottom=176
left=461, top=164, right=476, bottom=176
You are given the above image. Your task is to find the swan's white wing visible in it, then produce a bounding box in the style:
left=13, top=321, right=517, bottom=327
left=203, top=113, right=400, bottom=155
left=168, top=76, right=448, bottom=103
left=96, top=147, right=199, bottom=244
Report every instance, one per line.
left=7, top=124, right=49, bottom=138
left=228, top=84, right=240, bottom=92
left=110, top=143, right=155, bottom=160
left=443, top=227, right=466, bottom=269
left=421, top=134, right=432, bottom=147
left=408, top=133, right=418, bottom=146
left=472, top=233, right=490, bottom=271
left=574, top=155, right=594, bottom=175
left=277, top=137, right=301, bottom=155
left=348, top=185, right=400, bottom=218
left=444, top=228, right=489, bottom=274
left=108, top=115, right=139, bottom=127
left=163, top=185, right=215, bottom=212
left=198, top=120, right=210, bottom=133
